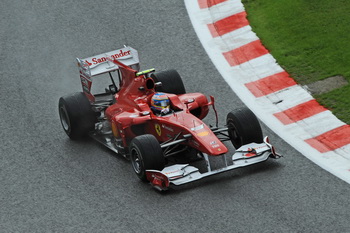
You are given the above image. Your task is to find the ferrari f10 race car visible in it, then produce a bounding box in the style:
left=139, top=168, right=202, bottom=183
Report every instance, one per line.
left=58, top=46, right=281, bottom=191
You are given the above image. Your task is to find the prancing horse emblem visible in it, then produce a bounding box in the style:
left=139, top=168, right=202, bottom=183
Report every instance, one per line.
left=155, top=124, right=161, bottom=136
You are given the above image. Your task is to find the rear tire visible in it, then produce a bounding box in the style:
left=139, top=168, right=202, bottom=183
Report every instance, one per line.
left=226, top=107, right=263, bottom=149
left=151, top=69, right=186, bottom=94
left=58, top=92, right=96, bottom=140
left=129, top=134, right=165, bottom=181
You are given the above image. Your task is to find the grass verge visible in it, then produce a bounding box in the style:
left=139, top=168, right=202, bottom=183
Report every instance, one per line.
left=242, top=0, right=350, bottom=124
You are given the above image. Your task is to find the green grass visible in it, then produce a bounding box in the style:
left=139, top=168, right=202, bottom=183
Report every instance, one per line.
left=242, top=0, right=350, bottom=124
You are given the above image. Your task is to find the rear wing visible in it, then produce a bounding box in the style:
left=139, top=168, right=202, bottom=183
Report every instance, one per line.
left=76, top=46, right=140, bottom=102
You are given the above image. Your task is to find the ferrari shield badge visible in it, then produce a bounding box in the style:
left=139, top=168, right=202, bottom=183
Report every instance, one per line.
left=155, top=124, right=161, bottom=136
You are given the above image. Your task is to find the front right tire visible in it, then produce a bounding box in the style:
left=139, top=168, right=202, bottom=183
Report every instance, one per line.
left=226, top=107, right=263, bottom=149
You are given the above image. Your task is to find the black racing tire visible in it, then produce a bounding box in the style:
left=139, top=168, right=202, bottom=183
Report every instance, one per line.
left=150, top=69, right=186, bottom=94
left=226, top=107, right=263, bottom=149
left=129, top=134, right=166, bottom=182
left=58, top=92, right=96, bottom=140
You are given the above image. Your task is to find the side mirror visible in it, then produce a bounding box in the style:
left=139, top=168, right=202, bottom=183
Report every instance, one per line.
left=185, top=98, right=195, bottom=104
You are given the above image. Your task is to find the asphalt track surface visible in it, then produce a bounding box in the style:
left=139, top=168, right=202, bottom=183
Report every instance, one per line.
left=1, top=1, right=350, bottom=232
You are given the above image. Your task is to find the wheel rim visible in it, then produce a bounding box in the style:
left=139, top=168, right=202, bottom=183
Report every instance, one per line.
left=228, top=121, right=241, bottom=148
left=131, top=147, right=142, bottom=174
left=59, top=106, right=70, bottom=132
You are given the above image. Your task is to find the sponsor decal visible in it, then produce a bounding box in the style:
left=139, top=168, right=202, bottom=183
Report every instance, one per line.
left=85, top=50, right=131, bottom=66
left=155, top=124, right=162, bottom=136
left=243, top=148, right=257, bottom=157
left=191, top=124, right=204, bottom=131
left=164, top=169, right=182, bottom=175
left=85, top=60, right=92, bottom=66
left=162, top=124, right=174, bottom=132
left=197, top=131, right=209, bottom=137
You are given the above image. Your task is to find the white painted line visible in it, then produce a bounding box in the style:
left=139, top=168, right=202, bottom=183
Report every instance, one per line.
left=292, top=111, right=345, bottom=139
left=192, top=2, right=244, bottom=25
left=209, top=26, right=259, bottom=51
left=334, top=144, right=350, bottom=160
left=255, top=85, right=315, bottom=113
left=208, top=1, right=244, bottom=23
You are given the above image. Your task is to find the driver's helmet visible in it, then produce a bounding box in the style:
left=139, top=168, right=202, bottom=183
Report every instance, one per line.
left=151, top=92, right=170, bottom=114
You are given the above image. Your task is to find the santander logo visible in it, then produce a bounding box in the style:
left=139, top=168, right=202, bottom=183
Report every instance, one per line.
left=85, top=49, right=131, bottom=66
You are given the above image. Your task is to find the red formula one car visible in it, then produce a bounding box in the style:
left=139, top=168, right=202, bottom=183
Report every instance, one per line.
left=58, top=46, right=281, bottom=191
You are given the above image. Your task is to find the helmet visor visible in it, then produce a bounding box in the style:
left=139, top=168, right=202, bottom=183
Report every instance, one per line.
left=160, top=100, right=169, bottom=107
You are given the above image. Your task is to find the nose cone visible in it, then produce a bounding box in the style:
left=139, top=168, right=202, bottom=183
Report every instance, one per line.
left=161, top=111, right=228, bottom=156
left=192, top=126, right=228, bottom=156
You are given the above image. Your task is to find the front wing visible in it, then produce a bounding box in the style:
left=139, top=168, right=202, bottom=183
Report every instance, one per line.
left=146, top=137, right=281, bottom=191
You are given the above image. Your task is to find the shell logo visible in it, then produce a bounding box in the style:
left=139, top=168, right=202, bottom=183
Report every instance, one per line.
left=197, top=131, right=209, bottom=137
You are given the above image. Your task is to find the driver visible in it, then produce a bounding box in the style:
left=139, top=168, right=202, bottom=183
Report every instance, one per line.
left=150, top=92, right=171, bottom=115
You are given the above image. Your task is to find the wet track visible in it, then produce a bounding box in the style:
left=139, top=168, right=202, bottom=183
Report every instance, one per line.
left=1, top=0, right=350, bottom=232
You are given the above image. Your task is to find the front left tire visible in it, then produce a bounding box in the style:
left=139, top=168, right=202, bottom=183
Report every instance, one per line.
left=129, top=134, right=166, bottom=181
